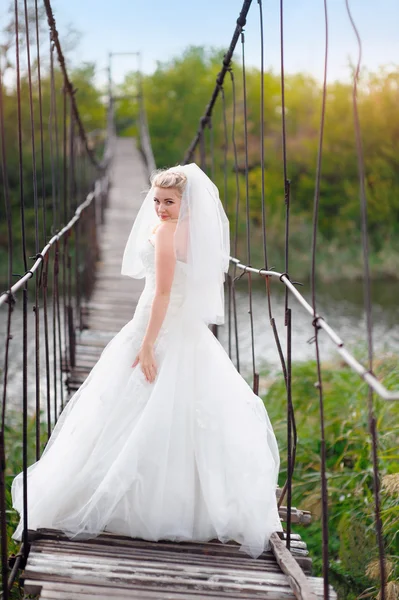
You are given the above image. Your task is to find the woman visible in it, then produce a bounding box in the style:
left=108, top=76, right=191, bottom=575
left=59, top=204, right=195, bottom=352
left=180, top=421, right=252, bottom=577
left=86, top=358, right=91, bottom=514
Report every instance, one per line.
left=12, top=163, right=283, bottom=558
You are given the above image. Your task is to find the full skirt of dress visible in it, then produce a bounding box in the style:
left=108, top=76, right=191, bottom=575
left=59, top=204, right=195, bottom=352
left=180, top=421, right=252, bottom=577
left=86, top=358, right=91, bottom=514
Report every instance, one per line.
left=12, top=271, right=283, bottom=558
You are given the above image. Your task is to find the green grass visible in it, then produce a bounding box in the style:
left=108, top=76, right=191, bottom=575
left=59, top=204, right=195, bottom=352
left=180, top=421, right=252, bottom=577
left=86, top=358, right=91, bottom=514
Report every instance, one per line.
left=235, top=221, right=399, bottom=283
left=260, top=354, right=399, bottom=599
left=2, top=412, right=47, bottom=599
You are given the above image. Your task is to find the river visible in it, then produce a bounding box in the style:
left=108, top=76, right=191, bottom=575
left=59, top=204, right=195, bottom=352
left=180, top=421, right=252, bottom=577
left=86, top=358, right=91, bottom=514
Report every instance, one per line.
left=1, top=279, right=398, bottom=411
left=218, top=278, right=399, bottom=375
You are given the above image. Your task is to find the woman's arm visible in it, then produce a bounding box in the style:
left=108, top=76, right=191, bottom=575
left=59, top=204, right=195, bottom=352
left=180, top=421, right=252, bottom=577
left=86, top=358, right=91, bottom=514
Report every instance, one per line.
left=143, top=223, right=176, bottom=345
left=132, top=223, right=176, bottom=382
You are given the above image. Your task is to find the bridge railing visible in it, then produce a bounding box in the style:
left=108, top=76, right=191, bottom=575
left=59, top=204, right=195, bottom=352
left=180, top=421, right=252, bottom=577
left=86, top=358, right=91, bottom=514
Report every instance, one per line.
left=0, top=1, right=112, bottom=597
left=180, top=1, right=398, bottom=598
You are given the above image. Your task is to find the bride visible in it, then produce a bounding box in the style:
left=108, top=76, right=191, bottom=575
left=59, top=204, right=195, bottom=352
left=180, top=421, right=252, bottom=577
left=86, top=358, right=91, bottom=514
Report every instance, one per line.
left=12, top=163, right=283, bottom=558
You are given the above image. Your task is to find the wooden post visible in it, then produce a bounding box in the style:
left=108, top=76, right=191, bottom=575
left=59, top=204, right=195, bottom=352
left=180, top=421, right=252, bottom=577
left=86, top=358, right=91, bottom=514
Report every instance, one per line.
left=270, top=532, right=318, bottom=600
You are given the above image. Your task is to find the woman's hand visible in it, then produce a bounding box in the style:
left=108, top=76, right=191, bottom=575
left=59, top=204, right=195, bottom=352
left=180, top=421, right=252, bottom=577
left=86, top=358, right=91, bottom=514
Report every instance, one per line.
left=132, top=343, right=157, bottom=383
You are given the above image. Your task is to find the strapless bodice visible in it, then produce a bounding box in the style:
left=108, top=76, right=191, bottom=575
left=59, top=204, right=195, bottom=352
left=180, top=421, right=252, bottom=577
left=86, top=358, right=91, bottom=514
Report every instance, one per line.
left=137, top=237, right=188, bottom=308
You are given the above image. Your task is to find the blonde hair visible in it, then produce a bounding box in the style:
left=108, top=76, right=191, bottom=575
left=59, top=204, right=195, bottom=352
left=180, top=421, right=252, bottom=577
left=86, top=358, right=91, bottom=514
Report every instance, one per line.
left=150, top=167, right=187, bottom=196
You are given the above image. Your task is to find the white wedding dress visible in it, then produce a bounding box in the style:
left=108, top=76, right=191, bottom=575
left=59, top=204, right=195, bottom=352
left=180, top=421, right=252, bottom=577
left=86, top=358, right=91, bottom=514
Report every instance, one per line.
left=12, top=234, right=283, bottom=558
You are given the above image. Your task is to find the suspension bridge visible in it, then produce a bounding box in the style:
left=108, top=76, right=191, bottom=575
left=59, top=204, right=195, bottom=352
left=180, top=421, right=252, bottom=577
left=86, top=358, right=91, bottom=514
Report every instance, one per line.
left=0, top=1, right=397, bottom=599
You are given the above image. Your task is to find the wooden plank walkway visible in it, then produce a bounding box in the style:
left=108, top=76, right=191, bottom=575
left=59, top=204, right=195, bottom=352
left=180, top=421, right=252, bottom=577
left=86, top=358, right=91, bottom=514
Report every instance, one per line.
left=23, top=529, right=336, bottom=600
left=66, top=138, right=148, bottom=392
left=21, top=139, right=336, bottom=599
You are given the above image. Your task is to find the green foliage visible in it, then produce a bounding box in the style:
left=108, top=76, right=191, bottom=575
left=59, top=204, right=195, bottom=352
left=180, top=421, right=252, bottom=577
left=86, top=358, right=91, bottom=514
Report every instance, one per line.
left=113, top=71, right=139, bottom=137
left=118, top=48, right=399, bottom=280
left=2, top=410, right=47, bottom=598
left=0, top=62, right=106, bottom=287
left=261, top=355, right=399, bottom=599
left=3, top=44, right=399, bottom=283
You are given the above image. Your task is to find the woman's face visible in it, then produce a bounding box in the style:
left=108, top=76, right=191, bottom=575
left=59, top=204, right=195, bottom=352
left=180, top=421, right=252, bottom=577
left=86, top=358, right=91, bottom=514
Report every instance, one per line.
left=153, top=186, right=181, bottom=222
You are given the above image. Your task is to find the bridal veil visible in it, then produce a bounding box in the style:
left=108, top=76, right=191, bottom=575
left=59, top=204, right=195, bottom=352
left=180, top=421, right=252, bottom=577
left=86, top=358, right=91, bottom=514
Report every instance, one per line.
left=121, top=163, right=230, bottom=325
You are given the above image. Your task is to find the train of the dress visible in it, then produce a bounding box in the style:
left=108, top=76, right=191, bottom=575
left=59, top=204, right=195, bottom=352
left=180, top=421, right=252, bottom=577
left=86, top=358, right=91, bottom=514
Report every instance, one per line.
left=11, top=307, right=283, bottom=559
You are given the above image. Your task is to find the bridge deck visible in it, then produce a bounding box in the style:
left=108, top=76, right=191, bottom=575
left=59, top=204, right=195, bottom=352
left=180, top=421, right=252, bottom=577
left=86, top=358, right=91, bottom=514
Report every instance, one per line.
left=23, top=529, right=335, bottom=600
left=21, top=139, right=336, bottom=599
left=67, top=138, right=148, bottom=392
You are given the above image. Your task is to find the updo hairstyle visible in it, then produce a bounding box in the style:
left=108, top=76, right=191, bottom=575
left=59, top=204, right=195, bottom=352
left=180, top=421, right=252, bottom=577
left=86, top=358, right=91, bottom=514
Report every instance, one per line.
left=150, top=168, right=187, bottom=197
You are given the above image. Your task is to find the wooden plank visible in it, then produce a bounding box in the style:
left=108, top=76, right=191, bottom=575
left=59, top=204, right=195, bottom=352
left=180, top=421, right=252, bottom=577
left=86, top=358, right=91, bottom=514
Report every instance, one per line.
left=31, top=539, right=282, bottom=566
left=270, top=532, right=318, bottom=600
left=33, top=528, right=306, bottom=561
left=26, top=534, right=335, bottom=599
left=23, top=534, right=334, bottom=599
left=82, top=306, right=136, bottom=317
left=26, top=578, right=243, bottom=599
left=29, top=536, right=312, bottom=574
left=23, top=569, right=324, bottom=600
left=34, top=580, right=252, bottom=599
left=24, top=576, right=302, bottom=600
left=31, top=532, right=310, bottom=569
left=26, top=550, right=306, bottom=584
left=74, top=335, right=115, bottom=347
left=32, top=546, right=284, bottom=576
left=30, top=529, right=308, bottom=560
left=279, top=507, right=312, bottom=525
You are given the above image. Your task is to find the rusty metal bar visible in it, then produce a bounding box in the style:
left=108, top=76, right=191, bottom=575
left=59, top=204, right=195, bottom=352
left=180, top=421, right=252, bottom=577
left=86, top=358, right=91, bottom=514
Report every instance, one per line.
left=230, top=258, right=399, bottom=400
left=182, top=0, right=253, bottom=164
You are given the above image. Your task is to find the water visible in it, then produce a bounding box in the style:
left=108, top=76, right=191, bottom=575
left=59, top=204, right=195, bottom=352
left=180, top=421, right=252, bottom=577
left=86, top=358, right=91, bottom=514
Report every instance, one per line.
left=1, top=280, right=398, bottom=410
left=218, top=278, right=399, bottom=376
left=1, top=298, right=66, bottom=416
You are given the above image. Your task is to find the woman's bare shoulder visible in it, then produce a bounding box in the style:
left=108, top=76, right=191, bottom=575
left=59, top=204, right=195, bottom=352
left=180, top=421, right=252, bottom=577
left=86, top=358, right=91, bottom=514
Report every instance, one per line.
left=154, top=221, right=177, bottom=239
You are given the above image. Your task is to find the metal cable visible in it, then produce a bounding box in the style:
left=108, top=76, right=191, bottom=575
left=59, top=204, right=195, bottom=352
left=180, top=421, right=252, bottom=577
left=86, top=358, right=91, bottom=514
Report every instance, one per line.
left=256, top=3, right=290, bottom=480
left=183, top=0, right=253, bottom=164
left=35, top=0, right=52, bottom=444
left=22, top=286, right=29, bottom=559
left=241, top=30, right=257, bottom=392
left=280, top=1, right=290, bottom=316
left=14, top=0, right=31, bottom=560
left=221, top=87, right=229, bottom=212
left=57, top=75, right=69, bottom=382
left=310, top=0, right=330, bottom=595
left=229, top=68, right=241, bottom=372
left=75, top=212, right=82, bottom=332
left=35, top=0, right=47, bottom=243
left=257, top=0, right=287, bottom=386
left=43, top=0, right=104, bottom=171
left=15, top=0, right=27, bottom=272
left=0, top=55, right=13, bottom=600
left=42, top=254, right=52, bottom=438
left=345, top=1, right=386, bottom=596
left=52, top=246, right=59, bottom=419
left=56, top=246, right=65, bottom=412
left=220, top=86, right=232, bottom=358
left=50, top=40, right=61, bottom=232
left=279, top=0, right=295, bottom=550
left=257, top=0, right=269, bottom=272
left=209, top=118, right=215, bottom=183
left=69, top=100, right=76, bottom=210
left=208, top=118, right=218, bottom=339
left=23, top=0, right=42, bottom=461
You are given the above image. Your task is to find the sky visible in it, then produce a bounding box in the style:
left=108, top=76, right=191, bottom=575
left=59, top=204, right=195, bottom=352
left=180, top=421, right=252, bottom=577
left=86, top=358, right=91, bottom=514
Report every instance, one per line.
left=1, top=1, right=397, bottom=89
left=46, top=0, right=398, bottom=90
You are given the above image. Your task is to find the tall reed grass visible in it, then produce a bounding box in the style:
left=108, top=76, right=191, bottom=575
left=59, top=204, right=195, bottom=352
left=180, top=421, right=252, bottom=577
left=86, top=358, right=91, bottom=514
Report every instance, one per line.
left=262, top=354, right=399, bottom=599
